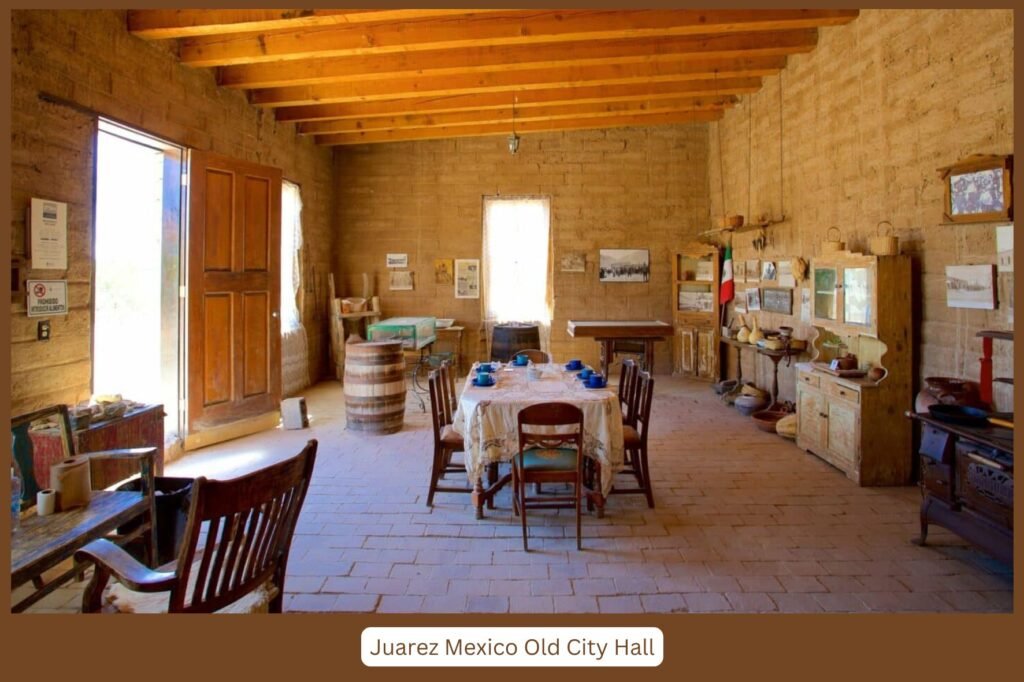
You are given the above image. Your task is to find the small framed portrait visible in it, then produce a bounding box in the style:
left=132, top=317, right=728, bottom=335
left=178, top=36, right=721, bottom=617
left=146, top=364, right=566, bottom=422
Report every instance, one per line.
left=745, top=287, right=761, bottom=311
left=760, top=260, right=777, bottom=282
left=938, top=154, right=1013, bottom=224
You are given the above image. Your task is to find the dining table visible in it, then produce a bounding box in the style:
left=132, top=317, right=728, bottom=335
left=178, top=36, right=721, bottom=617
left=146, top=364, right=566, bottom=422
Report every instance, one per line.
left=452, top=361, right=625, bottom=519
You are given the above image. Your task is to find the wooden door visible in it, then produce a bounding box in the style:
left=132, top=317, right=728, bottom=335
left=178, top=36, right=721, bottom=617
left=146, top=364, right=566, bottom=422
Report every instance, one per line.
left=695, top=328, right=718, bottom=380
left=186, top=151, right=282, bottom=445
left=826, top=398, right=860, bottom=471
left=796, top=384, right=825, bottom=451
left=676, top=326, right=695, bottom=375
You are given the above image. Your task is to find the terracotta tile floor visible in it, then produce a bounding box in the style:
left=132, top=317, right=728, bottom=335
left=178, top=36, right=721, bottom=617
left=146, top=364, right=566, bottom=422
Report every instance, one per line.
left=22, top=377, right=1013, bottom=614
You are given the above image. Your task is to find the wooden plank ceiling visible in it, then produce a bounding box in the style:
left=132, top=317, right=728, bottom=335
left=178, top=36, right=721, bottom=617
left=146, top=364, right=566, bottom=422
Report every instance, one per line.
left=129, top=9, right=858, bottom=146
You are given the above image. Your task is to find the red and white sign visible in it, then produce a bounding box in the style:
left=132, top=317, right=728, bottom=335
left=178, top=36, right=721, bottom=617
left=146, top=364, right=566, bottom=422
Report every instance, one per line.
left=27, top=279, right=68, bottom=317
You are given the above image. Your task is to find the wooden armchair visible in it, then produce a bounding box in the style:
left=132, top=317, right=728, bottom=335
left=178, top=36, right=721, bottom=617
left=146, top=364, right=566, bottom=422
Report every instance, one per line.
left=74, top=439, right=318, bottom=613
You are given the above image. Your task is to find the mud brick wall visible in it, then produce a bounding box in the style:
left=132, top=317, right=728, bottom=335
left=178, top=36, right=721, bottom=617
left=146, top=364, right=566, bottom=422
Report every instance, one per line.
left=333, top=126, right=710, bottom=373
left=10, top=10, right=335, bottom=415
left=708, top=9, right=1014, bottom=409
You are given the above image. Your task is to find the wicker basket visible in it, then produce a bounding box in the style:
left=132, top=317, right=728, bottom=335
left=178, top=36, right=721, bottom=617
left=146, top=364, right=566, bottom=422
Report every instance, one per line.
left=821, top=226, right=845, bottom=253
left=870, top=221, right=899, bottom=256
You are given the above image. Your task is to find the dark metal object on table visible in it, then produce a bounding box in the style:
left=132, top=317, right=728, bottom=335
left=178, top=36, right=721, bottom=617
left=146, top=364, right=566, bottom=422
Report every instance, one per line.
left=927, top=404, right=991, bottom=428
left=491, top=322, right=540, bottom=362
left=906, top=411, right=1012, bottom=566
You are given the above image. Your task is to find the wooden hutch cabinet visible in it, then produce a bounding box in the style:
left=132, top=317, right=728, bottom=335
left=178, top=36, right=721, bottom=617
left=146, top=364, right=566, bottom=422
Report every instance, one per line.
left=671, top=245, right=720, bottom=380
left=795, top=252, right=913, bottom=485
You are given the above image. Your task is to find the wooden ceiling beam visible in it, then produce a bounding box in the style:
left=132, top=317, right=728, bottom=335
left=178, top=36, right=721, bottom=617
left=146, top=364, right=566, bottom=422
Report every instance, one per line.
left=275, top=78, right=762, bottom=123
left=251, top=56, right=786, bottom=108
left=218, top=29, right=817, bottom=90
left=127, top=9, right=492, bottom=39
left=317, top=110, right=723, bottom=146
left=177, top=9, right=858, bottom=67
left=298, top=96, right=737, bottom=135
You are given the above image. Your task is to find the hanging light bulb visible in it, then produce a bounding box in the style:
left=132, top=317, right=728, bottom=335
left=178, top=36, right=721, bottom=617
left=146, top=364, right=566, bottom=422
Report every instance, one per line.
left=507, top=93, right=520, bottom=155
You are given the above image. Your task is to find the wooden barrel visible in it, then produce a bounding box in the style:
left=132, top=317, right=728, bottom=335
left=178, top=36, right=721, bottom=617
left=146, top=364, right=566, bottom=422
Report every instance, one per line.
left=344, top=340, right=406, bottom=434
left=491, top=323, right=540, bottom=362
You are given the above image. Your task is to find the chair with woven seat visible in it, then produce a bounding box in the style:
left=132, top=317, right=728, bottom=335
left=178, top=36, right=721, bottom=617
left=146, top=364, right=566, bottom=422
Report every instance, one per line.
left=612, top=370, right=655, bottom=508
left=511, top=348, right=550, bottom=364
left=426, top=367, right=471, bottom=506
left=512, top=402, right=586, bottom=551
left=74, top=439, right=318, bottom=613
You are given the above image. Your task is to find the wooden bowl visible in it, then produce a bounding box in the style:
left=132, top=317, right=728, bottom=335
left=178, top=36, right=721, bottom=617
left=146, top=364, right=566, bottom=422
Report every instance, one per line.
left=718, top=214, right=745, bottom=229
left=751, top=409, right=789, bottom=432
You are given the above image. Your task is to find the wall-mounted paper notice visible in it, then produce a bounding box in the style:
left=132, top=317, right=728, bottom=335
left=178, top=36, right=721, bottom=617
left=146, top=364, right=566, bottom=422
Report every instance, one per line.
left=28, top=198, right=68, bottom=270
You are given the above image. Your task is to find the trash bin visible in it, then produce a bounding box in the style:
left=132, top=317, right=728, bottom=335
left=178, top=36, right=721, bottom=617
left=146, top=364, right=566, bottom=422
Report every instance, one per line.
left=117, top=476, right=193, bottom=566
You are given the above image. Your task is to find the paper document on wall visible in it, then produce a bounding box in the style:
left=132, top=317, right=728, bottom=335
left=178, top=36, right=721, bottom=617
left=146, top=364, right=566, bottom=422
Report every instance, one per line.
left=28, top=198, right=68, bottom=270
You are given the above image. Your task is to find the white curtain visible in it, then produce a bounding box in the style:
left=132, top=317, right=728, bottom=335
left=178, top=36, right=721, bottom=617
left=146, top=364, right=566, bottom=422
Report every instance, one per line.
left=281, top=181, right=309, bottom=396
left=482, top=197, right=552, bottom=356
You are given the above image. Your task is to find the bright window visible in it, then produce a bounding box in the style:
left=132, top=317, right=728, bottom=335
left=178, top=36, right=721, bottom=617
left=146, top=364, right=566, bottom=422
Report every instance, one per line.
left=482, top=196, right=551, bottom=323
left=281, top=180, right=303, bottom=333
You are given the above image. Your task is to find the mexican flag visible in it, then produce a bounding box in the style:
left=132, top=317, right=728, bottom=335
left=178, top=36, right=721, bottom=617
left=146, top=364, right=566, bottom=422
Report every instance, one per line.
left=720, top=245, right=734, bottom=305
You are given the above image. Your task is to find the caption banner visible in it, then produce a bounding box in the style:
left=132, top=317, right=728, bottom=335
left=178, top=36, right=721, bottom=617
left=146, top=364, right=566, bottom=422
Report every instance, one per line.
left=362, top=627, right=663, bottom=667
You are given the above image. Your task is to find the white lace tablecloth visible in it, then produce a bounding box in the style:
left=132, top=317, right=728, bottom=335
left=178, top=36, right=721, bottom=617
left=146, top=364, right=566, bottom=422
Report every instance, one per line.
left=452, top=363, right=624, bottom=496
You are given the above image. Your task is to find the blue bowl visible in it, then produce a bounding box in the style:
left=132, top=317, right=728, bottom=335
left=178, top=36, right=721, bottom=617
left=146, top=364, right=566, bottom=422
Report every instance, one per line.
left=565, top=360, right=583, bottom=371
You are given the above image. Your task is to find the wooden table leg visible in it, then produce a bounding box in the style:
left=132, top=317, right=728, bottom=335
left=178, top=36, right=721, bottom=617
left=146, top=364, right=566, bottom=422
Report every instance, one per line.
left=644, top=339, right=654, bottom=372
left=471, top=479, right=485, bottom=519
left=599, top=340, right=611, bottom=378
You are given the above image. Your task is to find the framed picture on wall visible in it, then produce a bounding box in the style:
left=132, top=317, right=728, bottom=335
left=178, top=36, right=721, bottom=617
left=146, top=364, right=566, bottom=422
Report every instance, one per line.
left=389, top=270, right=413, bottom=291
left=945, top=264, right=996, bottom=309
left=762, top=287, right=793, bottom=315
left=599, top=249, right=650, bottom=282
left=386, top=253, right=409, bottom=268
left=745, top=287, right=761, bottom=311
left=455, top=259, right=480, bottom=299
left=745, top=260, right=760, bottom=282
left=434, top=259, right=454, bottom=284
left=938, top=154, right=1013, bottom=223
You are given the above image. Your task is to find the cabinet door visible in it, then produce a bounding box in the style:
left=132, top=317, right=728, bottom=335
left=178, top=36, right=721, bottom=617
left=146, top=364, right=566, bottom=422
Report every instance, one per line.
left=842, top=265, right=875, bottom=330
left=696, top=328, right=718, bottom=379
left=826, top=398, right=860, bottom=469
left=676, top=326, right=696, bottom=374
left=813, top=267, right=839, bottom=322
left=797, top=384, right=826, bottom=450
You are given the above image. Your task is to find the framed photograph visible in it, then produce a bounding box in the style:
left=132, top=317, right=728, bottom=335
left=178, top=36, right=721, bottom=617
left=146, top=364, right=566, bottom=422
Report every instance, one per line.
left=386, top=253, right=408, bottom=268
left=560, top=251, right=586, bottom=273
left=434, top=259, right=454, bottom=284
left=945, top=264, right=996, bottom=309
left=678, top=290, right=714, bottom=313
left=734, top=293, right=747, bottom=314
left=996, top=224, right=1013, bottom=272
left=599, top=249, right=649, bottom=282
left=745, top=287, right=761, bottom=311
left=938, top=154, right=1013, bottom=223
left=762, top=287, right=794, bottom=314
left=695, top=260, right=714, bottom=282
left=777, top=260, right=795, bottom=288
left=745, top=259, right=760, bottom=282
left=455, top=259, right=480, bottom=299
left=389, top=270, right=413, bottom=291
left=734, top=260, right=747, bottom=283
left=760, top=260, right=777, bottom=282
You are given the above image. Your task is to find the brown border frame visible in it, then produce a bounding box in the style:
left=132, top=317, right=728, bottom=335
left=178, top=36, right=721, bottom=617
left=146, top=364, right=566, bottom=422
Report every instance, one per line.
left=938, top=153, right=1014, bottom=223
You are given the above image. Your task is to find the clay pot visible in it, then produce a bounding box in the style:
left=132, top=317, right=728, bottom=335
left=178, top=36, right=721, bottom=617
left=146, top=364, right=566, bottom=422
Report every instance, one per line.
left=735, top=394, right=769, bottom=416
left=867, top=367, right=886, bottom=383
left=914, top=377, right=984, bottom=412
left=836, top=353, right=858, bottom=370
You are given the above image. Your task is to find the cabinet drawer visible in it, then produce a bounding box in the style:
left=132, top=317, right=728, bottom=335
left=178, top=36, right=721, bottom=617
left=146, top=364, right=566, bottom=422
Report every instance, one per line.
left=798, top=371, right=819, bottom=388
left=920, top=458, right=954, bottom=503
left=955, top=441, right=1013, bottom=529
left=824, top=381, right=860, bottom=404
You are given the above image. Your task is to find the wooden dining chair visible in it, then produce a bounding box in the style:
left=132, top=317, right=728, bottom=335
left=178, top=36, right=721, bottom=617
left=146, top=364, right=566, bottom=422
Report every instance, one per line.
left=74, top=440, right=318, bottom=613
left=512, top=348, right=550, bottom=363
left=618, top=358, right=639, bottom=426
left=426, top=368, right=471, bottom=506
left=612, top=370, right=655, bottom=508
left=513, top=402, right=586, bottom=551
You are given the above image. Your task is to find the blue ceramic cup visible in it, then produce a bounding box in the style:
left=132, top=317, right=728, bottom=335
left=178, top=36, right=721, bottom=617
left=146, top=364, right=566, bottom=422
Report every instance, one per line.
left=474, top=372, right=494, bottom=386
left=566, top=359, right=583, bottom=370
left=579, top=367, right=593, bottom=380
left=477, top=363, right=494, bottom=373
left=587, top=373, right=606, bottom=388
left=514, top=354, right=528, bottom=366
